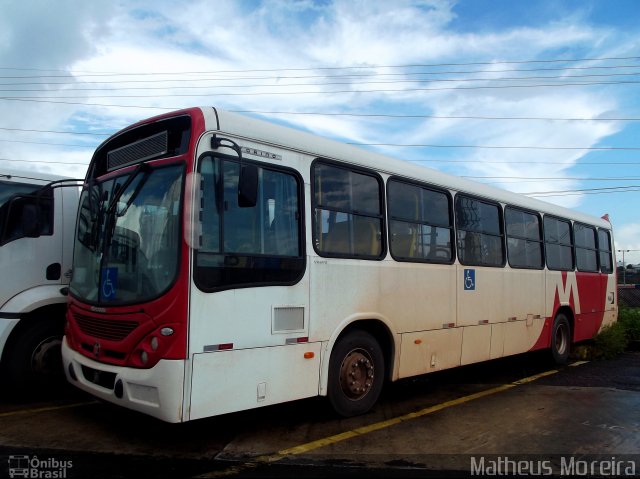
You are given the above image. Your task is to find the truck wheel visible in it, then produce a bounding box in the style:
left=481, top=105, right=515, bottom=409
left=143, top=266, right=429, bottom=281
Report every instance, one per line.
left=328, top=330, right=385, bottom=417
left=5, top=319, right=64, bottom=390
left=550, top=313, right=571, bottom=365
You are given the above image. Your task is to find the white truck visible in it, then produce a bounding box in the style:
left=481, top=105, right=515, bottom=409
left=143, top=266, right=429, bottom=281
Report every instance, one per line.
left=0, top=169, right=80, bottom=390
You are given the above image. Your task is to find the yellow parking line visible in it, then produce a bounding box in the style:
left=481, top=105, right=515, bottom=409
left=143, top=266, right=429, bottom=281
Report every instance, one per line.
left=569, top=360, right=590, bottom=367
left=0, top=400, right=97, bottom=418
left=511, top=369, right=558, bottom=385
left=198, top=366, right=569, bottom=478
left=280, top=382, right=516, bottom=456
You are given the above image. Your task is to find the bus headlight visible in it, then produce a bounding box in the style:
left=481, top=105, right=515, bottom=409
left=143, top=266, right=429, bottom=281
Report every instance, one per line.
left=128, top=323, right=180, bottom=369
left=160, top=327, right=174, bottom=336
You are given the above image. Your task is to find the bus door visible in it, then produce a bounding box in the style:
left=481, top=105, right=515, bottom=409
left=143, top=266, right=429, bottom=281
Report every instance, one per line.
left=187, top=145, right=316, bottom=419
left=455, top=196, right=506, bottom=364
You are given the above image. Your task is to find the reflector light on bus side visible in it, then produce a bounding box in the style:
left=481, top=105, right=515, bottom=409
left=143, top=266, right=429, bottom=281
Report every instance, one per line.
left=203, top=343, right=234, bottom=352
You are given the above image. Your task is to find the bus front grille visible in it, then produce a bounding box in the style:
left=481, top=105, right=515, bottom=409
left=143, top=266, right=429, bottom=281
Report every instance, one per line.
left=74, top=313, right=139, bottom=341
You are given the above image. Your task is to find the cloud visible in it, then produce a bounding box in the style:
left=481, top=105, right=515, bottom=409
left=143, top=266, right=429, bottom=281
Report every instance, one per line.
left=0, top=0, right=117, bottom=177
left=0, top=0, right=633, bottom=222
left=0, top=1, right=114, bottom=69
left=413, top=90, right=621, bottom=206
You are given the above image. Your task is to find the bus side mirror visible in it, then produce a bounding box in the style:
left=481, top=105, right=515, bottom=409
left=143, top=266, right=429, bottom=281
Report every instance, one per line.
left=238, top=165, right=258, bottom=208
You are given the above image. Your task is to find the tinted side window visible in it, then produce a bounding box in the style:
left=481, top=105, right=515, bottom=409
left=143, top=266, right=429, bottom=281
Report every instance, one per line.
left=195, top=155, right=305, bottom=291
left=313, top=162, right=384, bottom=259
left=0, top=189, right=53, bottom=245
left=0, top=180, right=41, bottom=209
left=388, top=179, right=453, bottom=263
left=598, top=229, right=613, bottom=274
left=505, top=207, right=543, bottom=269
left=455, top=195, right=504, bottom=267
left=574, top=223, right=598, bottom=272
left=544, top=216, right=574, bottom=271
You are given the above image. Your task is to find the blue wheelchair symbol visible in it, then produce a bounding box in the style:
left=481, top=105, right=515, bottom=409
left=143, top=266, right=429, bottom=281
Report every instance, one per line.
left=464, top=269, right=475, bottom=291
left=101, top=267, right=118, bottom=301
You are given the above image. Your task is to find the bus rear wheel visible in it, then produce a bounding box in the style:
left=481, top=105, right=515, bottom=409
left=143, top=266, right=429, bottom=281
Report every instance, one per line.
left=550, top=313, right=571, bottom=365
left=328, top=330, right=384, bottom=417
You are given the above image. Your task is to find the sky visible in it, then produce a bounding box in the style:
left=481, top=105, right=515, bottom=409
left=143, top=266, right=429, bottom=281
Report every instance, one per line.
left=1, top=0, right=639, bottom=263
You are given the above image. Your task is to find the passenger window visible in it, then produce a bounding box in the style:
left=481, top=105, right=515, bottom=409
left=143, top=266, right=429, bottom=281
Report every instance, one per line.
left=598, top=229, right=613, bottom=273
left=388, top=179, right=453, bottom=263
left=313, top=162, right=384, bottom=259
left=505, top=207, right=543, bottom=269
left=574, top=223, right=598, bottom=272
left=544, top=216, right=574, bottom=271
left=455, top=195, right=504, bottom=267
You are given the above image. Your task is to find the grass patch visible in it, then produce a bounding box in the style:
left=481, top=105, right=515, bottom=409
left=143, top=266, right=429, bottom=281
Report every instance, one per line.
left=591, top=321, right=628, bottom=359
left=573, top=307, right=640, bottom=360
left=618, top=307, right=640, bottom=341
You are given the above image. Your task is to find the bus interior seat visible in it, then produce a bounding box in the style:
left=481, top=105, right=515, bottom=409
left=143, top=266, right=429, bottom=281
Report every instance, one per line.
left=324, top=219, right=381, bottom=256
left=391, top=227, right=417, bottom=258
left=324, top=220, right=350, bottom=254
left=353, top=218, right=380, bottom=256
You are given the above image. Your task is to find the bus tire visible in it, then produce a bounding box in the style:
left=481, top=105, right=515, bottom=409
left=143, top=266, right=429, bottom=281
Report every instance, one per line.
left=328, top=330, right=384, bottom=417
left=4, top=319, right=64, bottom=391
left=550, top=313, right=571, bottom=365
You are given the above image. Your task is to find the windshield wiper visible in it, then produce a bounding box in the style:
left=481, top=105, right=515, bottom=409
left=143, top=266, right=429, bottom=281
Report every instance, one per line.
left=116, top=168, right=151, bottom=218
left=100, top=163, right=151, bottom=263
left=105, top=163, right=150, bottom=218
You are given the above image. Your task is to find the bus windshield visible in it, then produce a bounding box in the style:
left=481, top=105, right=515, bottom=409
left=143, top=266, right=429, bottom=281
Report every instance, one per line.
left=70, top=163, right=184, bottom=304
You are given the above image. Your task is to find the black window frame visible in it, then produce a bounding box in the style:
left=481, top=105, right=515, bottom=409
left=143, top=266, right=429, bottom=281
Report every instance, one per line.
left=574, top=222, right=599, bottom=273
left=598, top=228, right=613, bottom=274
left=193, top=152, right=306, bottom=293
left=504, top=205, right=544, bottom=270
left=543, top=215, right=575, bottom=271
left=311, top=159, right=386, bottom=261
left=454, top=193, right=505, bottom=268
left=386, top=176, right=455, bottom=264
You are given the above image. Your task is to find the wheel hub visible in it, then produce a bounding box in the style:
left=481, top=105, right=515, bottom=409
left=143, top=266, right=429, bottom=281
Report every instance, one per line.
left=339, top=349, right=375, bottom=400
left=31, top=336, right=62, bottom=376
left=555, top=324, right=568, bottom=355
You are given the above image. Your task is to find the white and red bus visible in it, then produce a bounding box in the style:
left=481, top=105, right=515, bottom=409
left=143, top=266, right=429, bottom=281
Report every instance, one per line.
left=62, top=107, right=617, bottom=422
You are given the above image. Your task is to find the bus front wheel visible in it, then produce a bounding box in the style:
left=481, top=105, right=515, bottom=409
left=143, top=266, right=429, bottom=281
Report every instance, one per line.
left=550, top=313, right=571, bottom=365
left=328, top=330, right=384, bottom=417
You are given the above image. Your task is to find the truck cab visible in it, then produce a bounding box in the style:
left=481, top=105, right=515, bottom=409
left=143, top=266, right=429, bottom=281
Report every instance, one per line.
left=0, top=169, right=80, bottom=391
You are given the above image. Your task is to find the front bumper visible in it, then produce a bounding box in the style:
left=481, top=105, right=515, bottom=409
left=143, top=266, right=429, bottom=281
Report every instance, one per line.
left=62, top=337, right=186, bottom=423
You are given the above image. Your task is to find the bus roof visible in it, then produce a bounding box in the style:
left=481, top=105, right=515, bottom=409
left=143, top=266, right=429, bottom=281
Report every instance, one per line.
left=106, top=106, right=611, bottom=230
left=204, top=107, right=611, bottom=230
